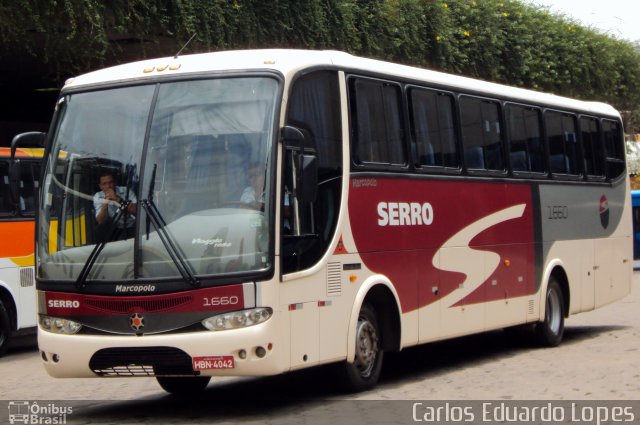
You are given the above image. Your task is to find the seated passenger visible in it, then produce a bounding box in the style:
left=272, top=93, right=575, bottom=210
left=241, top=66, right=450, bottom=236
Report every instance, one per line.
left=240, top=164, right=265, bottom=209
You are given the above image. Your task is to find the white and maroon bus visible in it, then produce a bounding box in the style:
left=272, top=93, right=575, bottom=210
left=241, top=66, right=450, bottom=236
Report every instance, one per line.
left=26, top=50, right=631, bottom=394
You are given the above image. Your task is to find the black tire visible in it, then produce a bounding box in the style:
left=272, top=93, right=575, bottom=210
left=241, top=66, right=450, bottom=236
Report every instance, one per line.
left=156, top=376, right=211, bottom=395
left=341, top=302, right=384, bottom=392
left=535, top=278, right=565, bottom=347
left=0, top=299, right=11, bottom=357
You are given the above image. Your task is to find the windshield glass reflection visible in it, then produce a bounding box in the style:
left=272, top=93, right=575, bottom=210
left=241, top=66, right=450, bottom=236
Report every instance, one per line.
left=38, top=77, right=278, bottom=283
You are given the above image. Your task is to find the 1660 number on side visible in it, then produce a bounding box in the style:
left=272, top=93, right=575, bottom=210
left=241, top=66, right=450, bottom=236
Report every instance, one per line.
left=547, top=205, right=568, bottom=220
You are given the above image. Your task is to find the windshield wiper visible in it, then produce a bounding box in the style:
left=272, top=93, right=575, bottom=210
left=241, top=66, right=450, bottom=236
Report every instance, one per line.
left=75, top=200, right=130, bottom=288
left=76, top=164, right=137, bottom=288
left=141, top=163, right=199, bottom=287
left=141, top=198, right=200, bottom=287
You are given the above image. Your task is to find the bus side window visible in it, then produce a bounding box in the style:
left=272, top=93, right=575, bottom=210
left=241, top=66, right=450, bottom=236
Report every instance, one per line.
left=409, top=88, right=459, bottom=170
left=351, top=78, right=406, bottom=166
left=580, top=116, right=604, bottom=178
left=460, top=96, right=504, bottom=172
left=545, top=111, right=579, bottom=176
left=18, top=161, right=41, bottom=215
left=0, top=161, right=12, bottom=216
left=602, top=119, right=626, bottom=180
left=506, top=104, right=544, bottom=175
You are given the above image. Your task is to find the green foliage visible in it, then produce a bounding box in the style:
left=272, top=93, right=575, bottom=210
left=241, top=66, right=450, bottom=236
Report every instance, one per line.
left=1, top=0, right=640, bottom=131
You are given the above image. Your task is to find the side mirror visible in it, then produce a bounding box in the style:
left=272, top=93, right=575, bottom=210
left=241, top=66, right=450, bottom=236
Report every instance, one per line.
left=9, top=131, right=46, bottom=207
left=281, top=125, right=305, bottom=149
left=11, top=132, right=46, bottom=158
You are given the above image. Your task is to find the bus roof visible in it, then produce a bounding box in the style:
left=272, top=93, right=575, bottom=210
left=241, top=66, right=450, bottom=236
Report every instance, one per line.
left=0, top=147, right=44, bottom=158
left=63, top=49, right=620, bottom=118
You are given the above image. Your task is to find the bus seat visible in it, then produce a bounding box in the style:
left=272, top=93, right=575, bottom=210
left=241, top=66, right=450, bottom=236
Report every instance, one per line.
left=464, top=146, right=485, bottom=169
left=419, top=142, right=435, bottom=166
left=510, top=150, right=528, bottom=172
left=550, top=154, right=568, bottom=173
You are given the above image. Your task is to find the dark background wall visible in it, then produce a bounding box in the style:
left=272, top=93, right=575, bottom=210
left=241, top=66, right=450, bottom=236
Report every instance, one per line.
left=1, top=0, right=640, bottom=147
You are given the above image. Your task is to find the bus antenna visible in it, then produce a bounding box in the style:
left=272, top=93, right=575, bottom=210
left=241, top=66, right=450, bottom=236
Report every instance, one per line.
left=174, top=33, right=197, bottom=59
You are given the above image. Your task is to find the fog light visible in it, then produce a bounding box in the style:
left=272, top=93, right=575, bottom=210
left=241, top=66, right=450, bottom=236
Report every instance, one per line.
left=255, top=346, right=267, bottom=358
left=238, top=349, right=247, bottom=359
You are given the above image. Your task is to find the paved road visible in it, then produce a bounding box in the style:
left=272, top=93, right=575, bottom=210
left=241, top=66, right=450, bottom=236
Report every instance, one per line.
left=0, top=273, right=638, bottom=424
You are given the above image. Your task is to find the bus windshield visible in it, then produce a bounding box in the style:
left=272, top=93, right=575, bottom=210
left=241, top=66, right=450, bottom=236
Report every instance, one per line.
left=38, top=76, right=279, bottom=284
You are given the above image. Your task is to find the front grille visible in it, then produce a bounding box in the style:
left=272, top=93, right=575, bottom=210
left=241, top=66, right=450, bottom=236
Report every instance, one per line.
left=89, top=346, right=197, bottom=377
left=84, top=295, right=192, bottom=313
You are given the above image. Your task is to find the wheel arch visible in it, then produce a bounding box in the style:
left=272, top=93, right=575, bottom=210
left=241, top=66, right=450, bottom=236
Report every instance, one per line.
left=346, top=275, right=402, bottom=362
left=0, top=283, right=18, bottom=331
left=540, top=261, right=570, bottom=321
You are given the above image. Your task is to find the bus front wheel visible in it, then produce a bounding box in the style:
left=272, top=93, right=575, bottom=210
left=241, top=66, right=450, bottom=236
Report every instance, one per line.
left=535, top=278, right=565, bottom=347
left=156, top=376, right=211, bottom=395
left=0, top=300, right=11, bottom=357
left=341, top=302, right=384, bottom=392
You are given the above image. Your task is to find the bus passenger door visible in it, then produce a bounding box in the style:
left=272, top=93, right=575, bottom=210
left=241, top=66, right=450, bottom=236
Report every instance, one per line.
left=281, top=70, right=345, bottom=368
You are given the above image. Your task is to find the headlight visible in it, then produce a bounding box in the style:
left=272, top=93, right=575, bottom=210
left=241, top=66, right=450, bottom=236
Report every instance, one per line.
left=39, top=316, right=82, bottom=334
left=202, top=307, right=273, bottom=331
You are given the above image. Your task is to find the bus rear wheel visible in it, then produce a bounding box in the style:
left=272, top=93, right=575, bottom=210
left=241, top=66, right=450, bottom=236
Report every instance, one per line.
left=0, top=300, right=11, bottom=357
left=341, top=302, right=383, bottom=392
left=156, top=376, right=211, bottom=395
left=535, top=278, right=565, bottom=347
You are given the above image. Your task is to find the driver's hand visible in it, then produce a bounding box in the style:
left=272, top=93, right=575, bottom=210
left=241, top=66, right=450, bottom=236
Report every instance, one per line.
left=105, top=189, right=119, bottom=202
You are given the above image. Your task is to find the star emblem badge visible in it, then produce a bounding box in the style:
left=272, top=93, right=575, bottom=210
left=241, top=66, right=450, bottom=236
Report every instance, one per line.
left=130, top=313, right=145, bottom=331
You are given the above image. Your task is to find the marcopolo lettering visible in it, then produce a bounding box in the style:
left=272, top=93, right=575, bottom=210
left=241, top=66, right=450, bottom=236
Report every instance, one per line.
left=377, top=202, right=434, bottom=226
left=115, top=284, right=156, bottom=293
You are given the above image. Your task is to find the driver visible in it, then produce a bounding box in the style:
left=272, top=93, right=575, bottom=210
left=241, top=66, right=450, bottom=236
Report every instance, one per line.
left=93, top=171, right=137, bottom=239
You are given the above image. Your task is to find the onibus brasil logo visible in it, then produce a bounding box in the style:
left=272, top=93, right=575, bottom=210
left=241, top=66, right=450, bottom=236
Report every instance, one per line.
left=8, top=401, right=73, bottom=424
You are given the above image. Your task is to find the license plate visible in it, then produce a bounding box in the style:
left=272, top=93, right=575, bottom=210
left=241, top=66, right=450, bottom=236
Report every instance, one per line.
left=192, top=355, right=235, bottom=370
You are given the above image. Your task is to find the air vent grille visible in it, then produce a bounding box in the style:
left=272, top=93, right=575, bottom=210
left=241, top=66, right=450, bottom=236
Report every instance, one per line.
left=20, top=267, right=34, bottom=287
left=327, top=262, right=342, bottom=296
left=89, top=346, right=197, bottom=377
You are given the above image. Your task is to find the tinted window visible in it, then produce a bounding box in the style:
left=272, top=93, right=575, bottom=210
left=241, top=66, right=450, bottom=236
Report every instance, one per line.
left=409, top=88, right=459, bottom=168
left=0, top=161, right=9, bottom=216
left=602, top=119, right=625, bottom=179
left=460, top=96, right=504, bottom=171
left=506, top=104, right=545, bottom=173
left=351, top=78, right=406, bottom=166
left=545, top=111, right=579, bottom=175
left=580, top=116, right=604, bottom=177
left=0, top=159, right=40, bottom=217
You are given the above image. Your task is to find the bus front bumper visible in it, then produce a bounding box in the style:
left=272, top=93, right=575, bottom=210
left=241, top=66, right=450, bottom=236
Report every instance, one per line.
left=37, top=320, right=287, bottom=379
